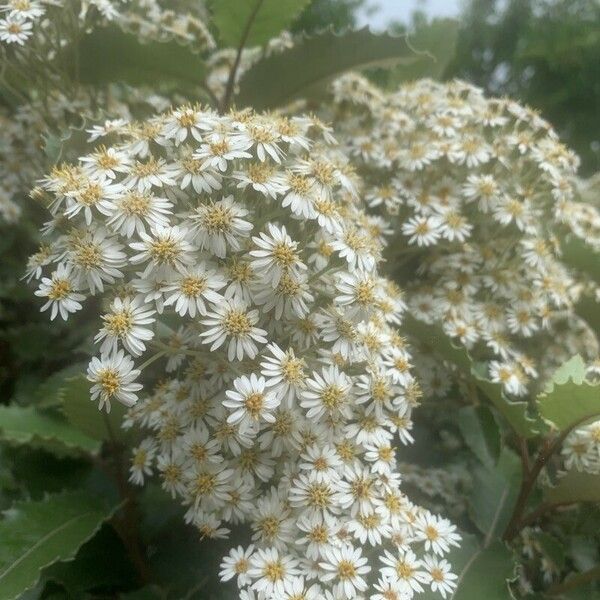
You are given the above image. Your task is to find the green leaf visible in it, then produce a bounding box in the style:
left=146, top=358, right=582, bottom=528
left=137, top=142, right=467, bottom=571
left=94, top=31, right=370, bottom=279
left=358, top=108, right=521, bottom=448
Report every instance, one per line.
left=469, top=448, right=522, bottom=540
left=78, top=25, right=205, bottom=90
left=420, top=534, right=515, bottom=600
left=212, top=0, right=311, bottom=48
left=452, top=540, right=515, bottom=600
left=0, top=491, right=117, bottom=600
left=33, top=363, right=88, bottom=409
left=237, top=28, right=434, bottom=110
left=561, top=236, right=600, bottom=284
left=43, top=525, right=136, bottom=595
left=404, top=316, right=538, bottom=438
left=537, top=355, right=600, bottom=432
left=0, top=406, right=100, bottom=457
left=388, top=19, right=459, bottom=84
left=60, top=375, right=127, bottom=443
left=544, top=471, right=600, bottom=505
left=458, top=405, right=501, bottom=467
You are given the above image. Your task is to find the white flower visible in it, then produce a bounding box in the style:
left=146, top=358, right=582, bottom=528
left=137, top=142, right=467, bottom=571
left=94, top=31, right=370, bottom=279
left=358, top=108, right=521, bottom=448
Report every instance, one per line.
left=422, top=555, right=458, bottom=599
left=106, top=190, right=173, bottom=238
left=193, top=133, right=252, bottom=171
left=248, top=547, right=299, bottom=597
left=199, top=299, right=267, bottom=360
left=219, top=544, right=255, bottom=587
left=0, top=14, right=32, bottom=44
left=401, top=216, right=442, bottom=246
left=223, top=374, right=280, bottom=434
left=319, top=544, right=371, bottom=599
left=129, top=224, right=196, bottom=276
left=35, top=263, right=85, bottom=320
left=379, top=548, right=428, bottom=595
left=300, top=365, right=353, bottom=420
left=87, top=350, right=142, bottom=411
left=250, top=223, right=306, bottom=286
left=129, top=438, right=157, bottom=485
left=162, top=263, right=226, bottom=317
left=260, top=343, right=306, bottom=405
left=191, top=196, right=253, bottom=258
left=66, top=227, right=126, bottom=294
left=95, top=296, right=156, bottom=357
left=414, top=513, right=461, bottom=556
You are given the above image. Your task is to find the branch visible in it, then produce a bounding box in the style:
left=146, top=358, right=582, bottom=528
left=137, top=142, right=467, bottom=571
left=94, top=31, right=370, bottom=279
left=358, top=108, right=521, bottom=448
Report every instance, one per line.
left=547, top=565, right=600, bottom=595
left=220, top=0, right=264, bottom=112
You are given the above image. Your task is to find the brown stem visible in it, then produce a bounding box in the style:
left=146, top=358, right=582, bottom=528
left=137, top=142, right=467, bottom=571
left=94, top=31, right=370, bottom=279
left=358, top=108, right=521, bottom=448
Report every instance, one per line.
left=517, top=501, right=574, bottom=530
left=547, top=565, right=600, bottom=595
left=504, top=420, right=588, bottom=542
left=102, top=414, right=152, bottom=585
left=220, top=0, right=264, bottom=112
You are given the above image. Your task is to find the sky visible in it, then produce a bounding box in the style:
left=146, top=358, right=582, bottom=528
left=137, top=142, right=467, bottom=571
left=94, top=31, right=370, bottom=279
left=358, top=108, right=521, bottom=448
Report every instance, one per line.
left=357, top=0, right=463, bottom=28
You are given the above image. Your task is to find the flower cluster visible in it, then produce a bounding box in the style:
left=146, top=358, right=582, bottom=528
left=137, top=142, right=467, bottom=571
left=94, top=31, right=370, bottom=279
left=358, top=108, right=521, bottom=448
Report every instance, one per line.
left=324, top=74, right=600, bottom=397
left=31, top=105, right=461, bottom=598
left=0, top=0, right=214, bottom=48
left=0, top=0, right=214, bottom=223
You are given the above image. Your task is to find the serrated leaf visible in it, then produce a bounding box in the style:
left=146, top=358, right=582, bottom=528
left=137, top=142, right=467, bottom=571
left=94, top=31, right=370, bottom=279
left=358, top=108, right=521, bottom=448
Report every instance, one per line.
left=78, top=25, right=205, bottom=90
left=469, top=448, right=522, bottom=540
left=544, top=471, right=600, bottom=505
left=237, top=28, right=432, bottom=110
left=0, top=406, right=99, bottom=457
left=458, top=405, right=500, bottom=467
left=388, top=19, right=459, bottom=84
left=404, top=316, right=538, bottom=438
left=33, top=363, right=88, bottom=409
left=537, top=355, right=600, bottom=432
left=60, top=375, right=127, bottom=443
left=0, top=491, right=117, bottom=600
left=212, top=0, right=311, bottom=48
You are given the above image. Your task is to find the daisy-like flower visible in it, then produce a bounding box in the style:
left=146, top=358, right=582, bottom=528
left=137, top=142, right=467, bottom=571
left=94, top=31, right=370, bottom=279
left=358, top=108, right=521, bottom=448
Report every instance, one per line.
left=401, top=216, right=442, bottom=247
left=319, top=544, right=371, bottom=599
left=300, top=365, right=353, bottom=420
left=129, top=224, right=196, bottom=276
left=223, top=374, right=280, bottom=434
left=95, top=296, right=156, bottom=357
left=129, top=438, right=157, bottom=485
left=379, top=548, right=428, bottom=595
left=250, top=223, right=306, bottom=286
left=162, top=263, right=226, bottom=317
left=34, top=263, right=85, bottom=320
left=422, top=555, right=458, bottom=599
left=193, top=133, right=252, bottom=172
left=270, top=576, right=322, bottom=600
left=260, top=343, right=306, bottom=405
left=219, top=545, right=255, bottom=587
left=414, top=513, right=461, bottom=556
left=106, top=190, right=173, bottom=238
left=0, top=14, right=32, bottom=45
left=191, top=196, right=253, bottom=258
left=248, top=547, right=299, bottom=597
left=199, top=299, right=267, bottom=361
left=233, top=162, right=288, bottom=198
left=66, top=227, right=126, bottom=294
left=87, top=349, right=142, bottom=411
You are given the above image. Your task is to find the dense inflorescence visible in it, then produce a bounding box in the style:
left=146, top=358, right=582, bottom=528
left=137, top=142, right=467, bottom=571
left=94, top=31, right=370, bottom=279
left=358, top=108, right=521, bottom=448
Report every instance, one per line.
left=0, top=0, right=214, bottom=222
left=324, top=74, right=600, bottom=398
left=30, top=105, right=462, bottom=599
